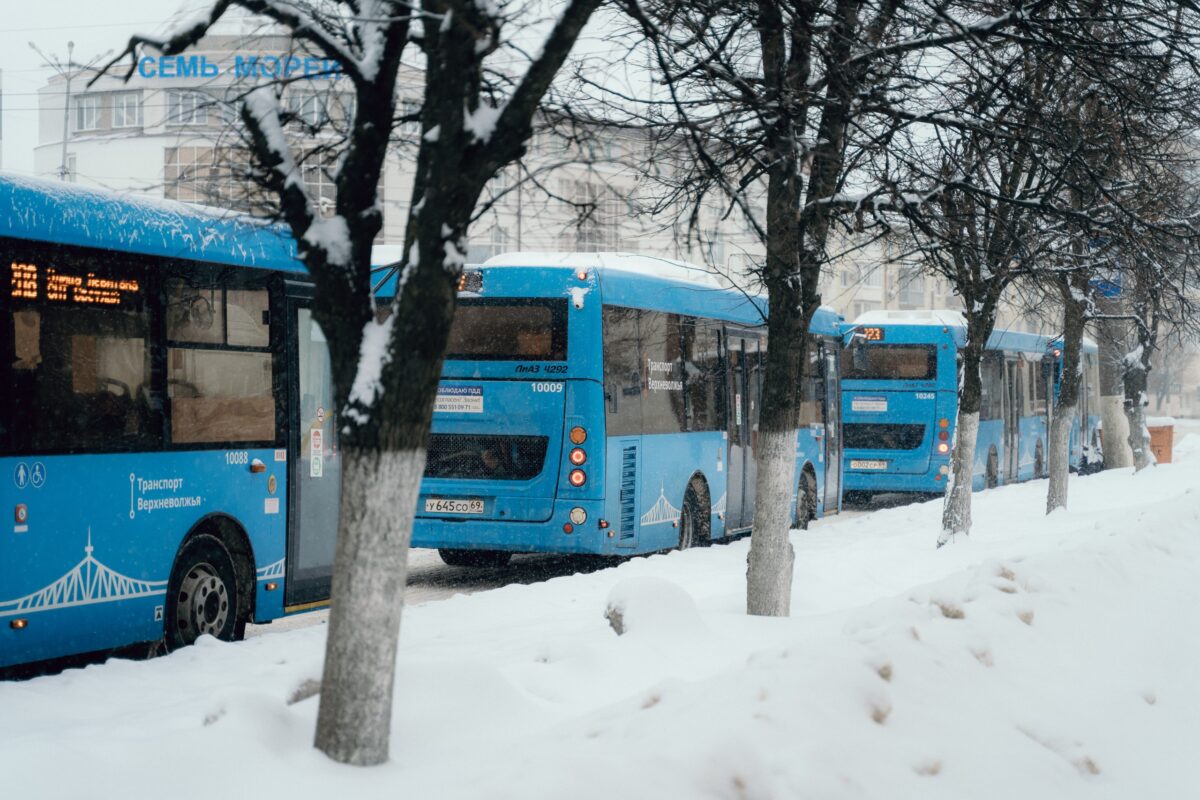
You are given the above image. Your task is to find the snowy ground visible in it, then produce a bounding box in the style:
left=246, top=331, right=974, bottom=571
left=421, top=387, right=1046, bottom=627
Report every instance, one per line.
left=5, top=423, right=1200, bottom=799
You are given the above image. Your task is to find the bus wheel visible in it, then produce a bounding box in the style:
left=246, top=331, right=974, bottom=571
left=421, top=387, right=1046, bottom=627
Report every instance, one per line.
left=438, top=549, right=512, bottom=568
left=166, top=535, right=242, bottom=650
left=986, top=449, right=999, bottom=489
left=793, top=469, right=817, bottom=530
left=678, top=484, right=710, bottom=550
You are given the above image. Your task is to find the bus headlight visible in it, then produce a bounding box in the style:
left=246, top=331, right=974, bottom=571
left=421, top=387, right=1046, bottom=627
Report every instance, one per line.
left=568, top=469, right=587, bottom=487
left=570, top=507, right=587, bottom=525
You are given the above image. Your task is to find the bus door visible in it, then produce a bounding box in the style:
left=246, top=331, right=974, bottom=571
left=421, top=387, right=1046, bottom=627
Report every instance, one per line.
left=284, top=287, right=341, bottom=609
left=724, top=331, right=756, bottom=530
left=822, top=342, right=842, bottom=513
left=1004, top=357, right=1022, bottom=482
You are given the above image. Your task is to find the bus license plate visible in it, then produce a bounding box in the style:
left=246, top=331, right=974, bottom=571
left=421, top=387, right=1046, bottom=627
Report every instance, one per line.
left=425, top=497, right=485, bottom=514
left=850, top=459, right=889, bottom=471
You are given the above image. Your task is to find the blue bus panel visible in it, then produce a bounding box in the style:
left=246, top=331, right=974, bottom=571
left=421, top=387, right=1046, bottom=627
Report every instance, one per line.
left=1, top=175, right=329, bottom=670
left=840, top=311, right=1100, bottom=497
left=408, top=254, right=844, bottom=558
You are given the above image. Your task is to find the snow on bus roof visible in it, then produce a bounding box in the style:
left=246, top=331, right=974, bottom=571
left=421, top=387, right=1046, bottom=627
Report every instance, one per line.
left=853, top=308, right=967, bottom=328
left=0, top=172, right=303, bottom=272
left=483, top=251, right=737, bottom=291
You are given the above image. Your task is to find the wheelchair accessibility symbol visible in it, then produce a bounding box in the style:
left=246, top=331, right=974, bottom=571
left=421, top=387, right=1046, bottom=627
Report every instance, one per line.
left=30, top=462, right=46, bottom=488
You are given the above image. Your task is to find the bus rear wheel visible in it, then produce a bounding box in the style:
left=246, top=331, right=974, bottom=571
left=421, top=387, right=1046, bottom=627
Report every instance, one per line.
left=678, top=483, right=711, bottom=550
left=438, top=549, right=512, bottom=568
left=794, top=469, right=818, bottom=530
left=166, top=535, right=243, bottom=651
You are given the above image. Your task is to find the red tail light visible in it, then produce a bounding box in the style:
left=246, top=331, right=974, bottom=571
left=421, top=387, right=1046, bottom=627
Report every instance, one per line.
left=568, top=469, right=586, bottom=487
left=569, top=448, right=587, bottom=465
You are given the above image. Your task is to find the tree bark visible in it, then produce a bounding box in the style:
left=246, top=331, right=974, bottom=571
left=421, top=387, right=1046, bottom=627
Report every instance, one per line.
left=940, top=319, right=989, bottom=544
left=315, top=447, right=425, bottom=765
left=1124, top=354, right=1153, bottom=471
left=1096, top=296, right=1133, bottom=468
left=1047, top=279, right=1087, bottom=513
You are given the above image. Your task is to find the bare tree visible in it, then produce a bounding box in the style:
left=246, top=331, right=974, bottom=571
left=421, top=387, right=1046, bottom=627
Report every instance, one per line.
left=100, top=0, right=601, bottom=766
left=619, top=0, right=1053, bottom=614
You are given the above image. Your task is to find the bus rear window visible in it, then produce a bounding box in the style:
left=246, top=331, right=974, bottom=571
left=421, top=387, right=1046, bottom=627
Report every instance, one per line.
left=842, top=344, right=937, bottom=380
left=446, top=298, right=568, bottom=361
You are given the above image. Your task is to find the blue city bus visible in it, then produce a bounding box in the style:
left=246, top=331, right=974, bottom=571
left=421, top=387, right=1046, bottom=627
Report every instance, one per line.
left=1, top=175, right=340, bottom=671
left=840, top=310, right=1101, bottom=500
left=384, top=252, right=844, bottom=565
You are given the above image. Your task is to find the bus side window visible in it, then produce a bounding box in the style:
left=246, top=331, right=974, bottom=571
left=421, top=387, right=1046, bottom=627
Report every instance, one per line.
left=682, top=318, right=722, bottom=432
left=981, top=353, right=1005, bottom=420
left=166, top=275, right=275, bottom=445
left=7, top=285, right=153, bottom=454
left=799, top=340, right=822, bottom=426
left=640, top=310, right=686, bottom=435
left=602, top=305, right=642, bottom=437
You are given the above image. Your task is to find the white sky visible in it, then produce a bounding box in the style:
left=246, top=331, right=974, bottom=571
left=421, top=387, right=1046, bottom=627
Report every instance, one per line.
left=0, top=0, right=198, bottom=174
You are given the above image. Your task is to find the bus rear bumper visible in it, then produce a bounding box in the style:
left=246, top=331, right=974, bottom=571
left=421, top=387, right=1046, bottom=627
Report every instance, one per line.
left=411, top=500, right=619, bottom=556
left=843, top=463, right=948, bottom=494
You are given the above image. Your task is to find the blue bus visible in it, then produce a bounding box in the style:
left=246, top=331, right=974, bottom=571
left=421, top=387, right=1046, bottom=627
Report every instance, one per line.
left=387, top=253, right=845, bottom=565
left=839, top=310, right=1101, bottom=500
left=1, top=175, right=339, bottom=671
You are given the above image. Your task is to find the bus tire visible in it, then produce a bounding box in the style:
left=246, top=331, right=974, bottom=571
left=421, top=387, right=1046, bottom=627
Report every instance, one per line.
left=678, top=481, right=711, bottom=550
left=986, top=448, right=999, bottom=489
left=794, top=467, right=818, bottom=530
left=165, top=534, right=243, bottom=651
left=438, top=549, right=512, bottom=568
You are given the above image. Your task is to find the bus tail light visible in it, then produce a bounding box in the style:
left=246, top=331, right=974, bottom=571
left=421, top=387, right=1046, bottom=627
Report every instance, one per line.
left=569, top=448, right=587, bottom=465
left=563, top=523, right=574, bottom=534
left=570, top=507, right=587, bottom=525
left=569, top=426, right=587, bottom=445
left=568, top=469, right=587, bottom=487
left=938, top=430, right=949, bottom=441
left=598, top=519, right=609, bottom=529
left=10, top=619, right=28, bottom=630
left=939, top=418, right=949, bottom=428
left=937, top=442, right=950, bottom=454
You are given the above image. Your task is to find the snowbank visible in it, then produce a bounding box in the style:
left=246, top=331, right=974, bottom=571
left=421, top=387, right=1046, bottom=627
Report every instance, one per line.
left=4, top=434, right=1200, bottom=798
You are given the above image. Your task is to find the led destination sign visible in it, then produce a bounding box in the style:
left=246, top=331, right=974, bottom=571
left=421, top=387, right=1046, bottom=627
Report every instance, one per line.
left=9, top=261, right=141, bottom=307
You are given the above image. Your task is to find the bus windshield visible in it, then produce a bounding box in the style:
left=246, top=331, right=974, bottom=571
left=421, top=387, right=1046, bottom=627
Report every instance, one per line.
left=842, top=343, right=937, bottom=381
left=446, top=298, right=568, bottom=361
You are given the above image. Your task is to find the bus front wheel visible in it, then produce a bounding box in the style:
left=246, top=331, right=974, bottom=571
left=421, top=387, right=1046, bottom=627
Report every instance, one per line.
left=438, top=549, right=512, bottom=568
left=166, top=534, right=244, bottom=650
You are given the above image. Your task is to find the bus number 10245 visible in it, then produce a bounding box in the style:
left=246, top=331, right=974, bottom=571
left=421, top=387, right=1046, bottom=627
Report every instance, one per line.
left=531, top=382, right=564, bottom=393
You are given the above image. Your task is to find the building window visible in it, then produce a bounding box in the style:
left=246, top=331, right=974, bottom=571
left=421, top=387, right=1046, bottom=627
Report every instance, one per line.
left=167, top=91, right=209, bottom=126
left=897, top=267, right=926, bottom=307
left=288, top=91, right=326, bottom=127
left=560, top=180, right=622, bottom=252
left=861, top=265, right=883, bottom=288
left=111, top=91, right=143, bottom=128
left=301, top=157, right=338, bottom=217
left=74, top=94, right=101, bottom=132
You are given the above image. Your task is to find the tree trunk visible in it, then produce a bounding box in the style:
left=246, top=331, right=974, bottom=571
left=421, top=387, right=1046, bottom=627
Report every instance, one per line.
left=1096, top=297, right=1133, bottom=468
left=745, top=288, right=812, bottom=617
left=314, top=446, right=425, bottom=765
left=1047, top=283, right=1086, bottom=513
left=1124, top=356, right=1152, bottom=471
left=940, top=332, right=986, bottom=545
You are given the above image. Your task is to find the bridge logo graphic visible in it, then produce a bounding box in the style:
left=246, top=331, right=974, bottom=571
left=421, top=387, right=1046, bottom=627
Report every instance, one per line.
left=0, top=531, right=167, bottom=618
left=640, top=484, right=681, bottom=527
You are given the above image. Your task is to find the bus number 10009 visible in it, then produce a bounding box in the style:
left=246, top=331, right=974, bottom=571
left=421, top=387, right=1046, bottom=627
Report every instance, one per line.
left=531, top=382, right=564, bottom=393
